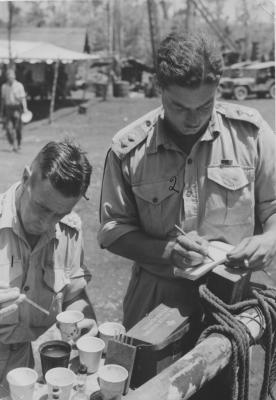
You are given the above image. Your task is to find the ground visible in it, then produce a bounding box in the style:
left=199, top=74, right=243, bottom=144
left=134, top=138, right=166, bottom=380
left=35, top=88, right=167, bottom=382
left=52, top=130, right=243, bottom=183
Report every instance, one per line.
left=0, top=93, right=274, bottom=398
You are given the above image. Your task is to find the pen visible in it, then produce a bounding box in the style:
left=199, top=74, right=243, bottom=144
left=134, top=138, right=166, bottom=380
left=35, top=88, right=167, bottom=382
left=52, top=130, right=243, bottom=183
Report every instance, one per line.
left=174, top=224, right=215, bottom=262
left=22, top=295, right=50, bottom=316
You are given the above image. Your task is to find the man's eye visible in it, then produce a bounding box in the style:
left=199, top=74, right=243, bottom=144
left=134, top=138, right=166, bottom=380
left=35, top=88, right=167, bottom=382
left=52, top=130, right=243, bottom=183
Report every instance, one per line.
left=174, top=104, right=185, bottom=111
left=200, top=103, right=212, bottom=111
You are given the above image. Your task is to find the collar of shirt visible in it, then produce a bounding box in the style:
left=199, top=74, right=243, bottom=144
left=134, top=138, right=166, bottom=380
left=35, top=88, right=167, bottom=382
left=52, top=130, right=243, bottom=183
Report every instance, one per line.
left=0, top=182, right=61, bottom=248
left=147, top=104, right=222, bottom=155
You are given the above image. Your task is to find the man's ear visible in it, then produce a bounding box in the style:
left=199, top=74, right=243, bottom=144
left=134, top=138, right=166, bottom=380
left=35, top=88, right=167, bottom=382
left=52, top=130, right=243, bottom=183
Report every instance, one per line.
left=22, top=165, right=31, bottom=186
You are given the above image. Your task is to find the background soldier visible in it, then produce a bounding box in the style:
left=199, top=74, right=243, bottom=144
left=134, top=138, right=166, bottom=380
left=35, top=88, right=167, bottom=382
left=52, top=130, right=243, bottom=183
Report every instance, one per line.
left=0, top=68, right=28, bottom=152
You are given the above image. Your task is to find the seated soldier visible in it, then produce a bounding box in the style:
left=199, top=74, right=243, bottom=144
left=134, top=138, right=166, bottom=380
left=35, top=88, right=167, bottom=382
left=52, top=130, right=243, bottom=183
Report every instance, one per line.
left=0, top=140, right=97, bottom=382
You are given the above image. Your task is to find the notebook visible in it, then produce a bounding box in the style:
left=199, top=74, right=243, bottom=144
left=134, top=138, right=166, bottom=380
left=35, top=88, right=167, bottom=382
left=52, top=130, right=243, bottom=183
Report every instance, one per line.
left=173, top=241, right=234, bottom=281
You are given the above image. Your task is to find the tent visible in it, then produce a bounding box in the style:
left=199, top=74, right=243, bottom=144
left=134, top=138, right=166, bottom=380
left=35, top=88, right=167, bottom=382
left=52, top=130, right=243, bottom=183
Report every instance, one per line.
left=0, top=39, right=99, bottom=121
left=0, top=39, right=98, bottom=64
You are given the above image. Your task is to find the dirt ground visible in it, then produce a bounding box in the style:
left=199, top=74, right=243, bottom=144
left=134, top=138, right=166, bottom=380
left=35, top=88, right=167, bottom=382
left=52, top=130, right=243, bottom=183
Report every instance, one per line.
left=0, top=93, right=275, bottom=398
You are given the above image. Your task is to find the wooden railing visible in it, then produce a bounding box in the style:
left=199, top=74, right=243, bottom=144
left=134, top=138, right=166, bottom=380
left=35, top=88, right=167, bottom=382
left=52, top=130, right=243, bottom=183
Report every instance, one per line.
left=124, top=307, right=265, bottom=400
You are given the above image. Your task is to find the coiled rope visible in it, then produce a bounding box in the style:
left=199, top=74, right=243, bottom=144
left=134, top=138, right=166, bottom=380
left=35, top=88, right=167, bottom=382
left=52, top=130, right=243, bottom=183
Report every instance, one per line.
left=197, top=284, right=276, bottom=400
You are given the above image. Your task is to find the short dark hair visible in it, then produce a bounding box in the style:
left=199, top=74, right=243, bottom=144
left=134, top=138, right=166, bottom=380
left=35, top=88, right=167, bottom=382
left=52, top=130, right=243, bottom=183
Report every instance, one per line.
left=156, top=31, right=223, bottom=88
left=34, top=140, right=92, bottom=198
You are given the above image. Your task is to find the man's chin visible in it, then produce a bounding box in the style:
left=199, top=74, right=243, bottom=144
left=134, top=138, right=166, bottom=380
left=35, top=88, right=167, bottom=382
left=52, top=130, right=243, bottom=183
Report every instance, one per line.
left=25, top=226, right=44, bottom=236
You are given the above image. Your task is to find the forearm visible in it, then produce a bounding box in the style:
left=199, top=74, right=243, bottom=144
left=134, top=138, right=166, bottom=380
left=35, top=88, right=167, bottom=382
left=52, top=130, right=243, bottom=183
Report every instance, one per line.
left=64, top=289, right=96, bottom=321
left=21, top=97, right=27, bottom=111
left=263, top=213, right=276, bottom=236
left=108, top=231, right=176, bottom=278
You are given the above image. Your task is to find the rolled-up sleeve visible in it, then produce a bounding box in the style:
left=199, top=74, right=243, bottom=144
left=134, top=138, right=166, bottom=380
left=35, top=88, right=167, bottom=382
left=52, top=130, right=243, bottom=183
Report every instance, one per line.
left=255, top=119, right=276, bottom=223
left=98, top=149, right=140, bottom=248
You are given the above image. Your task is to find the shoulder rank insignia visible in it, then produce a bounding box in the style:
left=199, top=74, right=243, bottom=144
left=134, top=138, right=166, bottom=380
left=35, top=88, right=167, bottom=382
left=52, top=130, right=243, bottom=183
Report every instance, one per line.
left=60, top=212, right=82, bottom=231
left=216, top=101, right=261, bottom=129
left=112, top=106, right=162, bottom=159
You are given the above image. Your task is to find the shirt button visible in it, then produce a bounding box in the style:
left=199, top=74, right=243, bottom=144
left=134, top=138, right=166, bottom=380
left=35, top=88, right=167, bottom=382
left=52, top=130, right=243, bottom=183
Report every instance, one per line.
left=23, top=286, right=30, bottom=292
left=152, top=197, right=158, bottom=203
left=187, top=158, right=192, bottom=165
left=146, top=120, right=151, bottom=127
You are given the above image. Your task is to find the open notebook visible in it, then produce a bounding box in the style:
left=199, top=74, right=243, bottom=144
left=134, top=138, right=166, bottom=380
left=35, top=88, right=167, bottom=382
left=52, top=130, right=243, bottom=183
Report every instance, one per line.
left=173, top=241, right=234, bottom=281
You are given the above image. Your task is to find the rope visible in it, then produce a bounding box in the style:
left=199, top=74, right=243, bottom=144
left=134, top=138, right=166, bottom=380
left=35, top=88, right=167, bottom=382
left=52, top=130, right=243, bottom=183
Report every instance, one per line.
left=197, top=284, right=276, bottom=400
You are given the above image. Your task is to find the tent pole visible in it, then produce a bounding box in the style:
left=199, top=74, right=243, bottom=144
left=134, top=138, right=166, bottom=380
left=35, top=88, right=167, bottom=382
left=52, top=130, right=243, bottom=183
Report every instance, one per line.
left=7, top=2, right=13, bottom=65
left=49, top=60, right=60, bottom=124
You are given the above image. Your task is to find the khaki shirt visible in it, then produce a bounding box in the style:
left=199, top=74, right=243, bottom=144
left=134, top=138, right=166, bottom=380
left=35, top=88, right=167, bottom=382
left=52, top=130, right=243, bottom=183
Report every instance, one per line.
left=0, top=183, right=90, bottom=347
left=1, top=80, right=25, bottom=106
left=98, top=102, right=276, bottom=278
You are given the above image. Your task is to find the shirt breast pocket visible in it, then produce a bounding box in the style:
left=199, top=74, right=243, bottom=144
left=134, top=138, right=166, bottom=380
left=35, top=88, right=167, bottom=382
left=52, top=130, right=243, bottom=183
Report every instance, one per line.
left=132, top=180, right=178, bottom=237
left=29, top=265, right=69, bottom=329
left=204, top=165, right=255, bottom=226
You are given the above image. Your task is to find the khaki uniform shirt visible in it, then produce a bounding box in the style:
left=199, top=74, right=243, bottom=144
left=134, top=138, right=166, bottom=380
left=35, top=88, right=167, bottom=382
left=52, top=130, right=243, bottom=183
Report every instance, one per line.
left=1, top=81, right=25, bottom=106
left=98, top=102, right=276, bottom=279
left=0, top=183, right=90, bottom=379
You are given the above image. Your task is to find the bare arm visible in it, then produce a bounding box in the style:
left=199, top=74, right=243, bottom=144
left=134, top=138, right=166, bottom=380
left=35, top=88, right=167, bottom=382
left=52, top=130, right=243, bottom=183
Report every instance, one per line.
left=227, top=120, right=276, bottom=270
left=227, top=213, right=276, bottom=270
left=108, top=231, right=208, bottom=278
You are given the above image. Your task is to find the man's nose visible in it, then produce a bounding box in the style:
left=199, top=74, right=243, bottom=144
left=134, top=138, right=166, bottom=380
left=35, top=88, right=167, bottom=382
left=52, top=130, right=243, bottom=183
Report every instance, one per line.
left=186, top=109, right=199, bottom=125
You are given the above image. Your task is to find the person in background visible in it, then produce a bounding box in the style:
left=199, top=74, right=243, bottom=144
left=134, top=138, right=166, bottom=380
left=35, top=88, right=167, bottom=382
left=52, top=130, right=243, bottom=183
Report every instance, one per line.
left=0, top=68, right=28, bottom=152
left=0, top=140, right=97, bottom=383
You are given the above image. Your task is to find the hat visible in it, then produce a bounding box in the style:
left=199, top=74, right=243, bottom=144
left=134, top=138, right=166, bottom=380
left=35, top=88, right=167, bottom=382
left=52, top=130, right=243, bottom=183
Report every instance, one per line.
left=21, top=110, right=33, bottom=124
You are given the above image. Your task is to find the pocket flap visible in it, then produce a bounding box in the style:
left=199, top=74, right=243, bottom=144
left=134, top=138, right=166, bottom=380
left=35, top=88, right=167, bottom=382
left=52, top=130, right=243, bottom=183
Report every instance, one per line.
left=132, top=180, right=175, bottom=204
left=207, top=166, right=250, bottom=191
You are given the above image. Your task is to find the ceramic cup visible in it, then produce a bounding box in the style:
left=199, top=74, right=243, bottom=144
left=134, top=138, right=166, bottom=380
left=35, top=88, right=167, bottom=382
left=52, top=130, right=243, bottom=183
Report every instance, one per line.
left=6, top=367, right=38, bottom=400
left=56, top=310, right=84, bottom=342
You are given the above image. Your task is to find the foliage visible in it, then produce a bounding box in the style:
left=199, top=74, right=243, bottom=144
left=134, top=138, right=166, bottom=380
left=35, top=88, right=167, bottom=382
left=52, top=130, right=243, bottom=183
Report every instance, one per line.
left=2, top=0, right=274, bottom=62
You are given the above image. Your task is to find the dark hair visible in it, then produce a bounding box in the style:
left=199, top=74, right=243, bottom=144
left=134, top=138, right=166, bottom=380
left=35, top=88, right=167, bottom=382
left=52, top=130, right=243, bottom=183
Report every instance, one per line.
left=156, top=31, right=223, bottom=88
left=35, top=140, right=92, bottom=198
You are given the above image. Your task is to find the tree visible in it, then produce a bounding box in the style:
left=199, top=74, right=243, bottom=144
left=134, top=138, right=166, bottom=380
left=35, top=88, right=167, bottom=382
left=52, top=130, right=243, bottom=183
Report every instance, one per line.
left=26, top=2, right=47, bottom=27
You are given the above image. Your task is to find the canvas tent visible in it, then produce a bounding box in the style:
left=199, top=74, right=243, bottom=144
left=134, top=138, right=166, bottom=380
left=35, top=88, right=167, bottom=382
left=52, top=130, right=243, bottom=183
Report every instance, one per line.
left=0, top=39, right=98, bottom=63
left=0, top=39, right=99, bottom=121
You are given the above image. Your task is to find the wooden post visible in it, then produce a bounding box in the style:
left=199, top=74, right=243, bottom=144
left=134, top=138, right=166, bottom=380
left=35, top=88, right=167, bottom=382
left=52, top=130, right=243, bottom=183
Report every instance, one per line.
left=124, top=307, right=265, bottom=400
left=7, top=1, right=13, bottom=64
left=185, top=0, right=195, bottom=33
left=49, top=60, right=59, bottom=124
left=147, top=0, right=159, bottom=70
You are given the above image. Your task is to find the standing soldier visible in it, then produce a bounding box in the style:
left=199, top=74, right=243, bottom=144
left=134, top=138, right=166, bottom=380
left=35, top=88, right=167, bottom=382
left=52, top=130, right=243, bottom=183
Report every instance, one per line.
left=98, top=30, right=276, bottom=332
left=0, top=68, right=28, bottom=152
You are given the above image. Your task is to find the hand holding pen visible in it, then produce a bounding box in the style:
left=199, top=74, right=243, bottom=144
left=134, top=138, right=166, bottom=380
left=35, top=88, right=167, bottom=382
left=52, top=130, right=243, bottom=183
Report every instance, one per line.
left=0, top=282, right=49, bottom=320
left=171, top=225, right=210, bottom=269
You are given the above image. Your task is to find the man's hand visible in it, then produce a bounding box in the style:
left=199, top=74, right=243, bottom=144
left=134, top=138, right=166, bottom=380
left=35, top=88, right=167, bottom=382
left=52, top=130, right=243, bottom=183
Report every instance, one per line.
left=0, top=283, right=24, bottom=319
left=226, top=233, right=276, bottom=271
left=170, top=231, right=209, bottom=269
